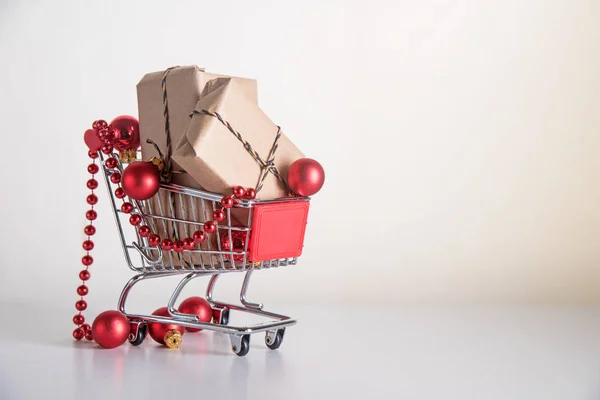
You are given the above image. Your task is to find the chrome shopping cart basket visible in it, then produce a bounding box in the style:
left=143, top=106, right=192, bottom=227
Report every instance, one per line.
left=99, top=151, right=310, bottom=356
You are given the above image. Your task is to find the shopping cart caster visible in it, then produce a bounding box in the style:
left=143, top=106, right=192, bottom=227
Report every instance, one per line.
left=128, top=321, right=148, bottom=346
left=265, top=328, right=285, bottom=350
left=230, top=334, right=250, bottom=357
left=212, top=306, right=229, bottom=325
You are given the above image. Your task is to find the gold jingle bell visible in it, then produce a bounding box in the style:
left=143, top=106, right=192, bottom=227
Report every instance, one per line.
left=164, top=329, right=183, bottom=349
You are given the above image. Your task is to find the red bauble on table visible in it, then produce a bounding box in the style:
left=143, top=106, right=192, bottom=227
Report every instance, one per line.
left=91, top=310, right=130, bottom=349
left=148, top=307, right=185, bottom=345
left=121, top=161, right=160, bottom=200
left=287, top=158, right=325, bottom=196
left=220, top=230, right=248, bottom=262
left=84, top=129, right=103, bottom=152
left=178, top=297, right=213, bottom=332
left=109, top=115, right=140, bottom=151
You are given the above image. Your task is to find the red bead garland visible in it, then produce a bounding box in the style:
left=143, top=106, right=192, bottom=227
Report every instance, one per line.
left=74, top=139, right=98, bottom=341
left=75, top=118, right=260, bottom=343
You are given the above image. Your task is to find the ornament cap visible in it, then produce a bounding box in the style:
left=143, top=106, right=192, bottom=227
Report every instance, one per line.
left=164, top=330, right=183, bottom=349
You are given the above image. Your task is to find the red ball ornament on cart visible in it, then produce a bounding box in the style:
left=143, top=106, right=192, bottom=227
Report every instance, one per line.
left=109, top=115, right=140, bottom=152
left=91, top=310, right=130, bottom=349
left=178, top=297, right=213, bottom=332
left=220, top=230, right=248, bottom=262
left=148, top=307, right=185, bottom=345
left=121, top=161, right=160, bottom=201
left=287, top=158, right=325, bottom=196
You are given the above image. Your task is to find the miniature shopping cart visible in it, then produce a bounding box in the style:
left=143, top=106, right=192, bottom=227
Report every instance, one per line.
left=99, top=152, right=310, bottom=356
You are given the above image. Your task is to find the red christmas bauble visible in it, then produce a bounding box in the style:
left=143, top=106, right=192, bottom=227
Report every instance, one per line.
left=121, top=162, right=160, bottom=200
left=148, top=307, right=185, bottom=345
left=287, top=158, right=325, bottom=196
left=91, top=310, right=130, bottom=349
left=220, top=230, right=248, bottom=262
left=109, top=115, right=140, bottom=152
left=84, top=129, right=103, bottom=152
left=178, top=297, right=212, bottom=332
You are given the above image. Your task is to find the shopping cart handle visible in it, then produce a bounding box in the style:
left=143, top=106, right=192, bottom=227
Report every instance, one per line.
left=132, top=242, right=164, bottom=265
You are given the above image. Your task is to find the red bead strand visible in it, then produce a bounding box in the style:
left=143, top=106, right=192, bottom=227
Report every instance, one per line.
left=74, top=146, right=98, bottom=341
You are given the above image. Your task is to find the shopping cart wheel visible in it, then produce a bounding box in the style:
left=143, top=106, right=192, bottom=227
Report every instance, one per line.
left=231, top=334, right=250, bottom=357
left=220, top=308, right=230, bottom=325
left=265, top=328, right=285, bottom=350
left=212, top=306, right=230, bottom=325
left=128, top=323, right=148, bottom=346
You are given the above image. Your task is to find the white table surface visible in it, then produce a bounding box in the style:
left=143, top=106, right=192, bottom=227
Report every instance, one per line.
left=1, top=302, right=599, bottom=400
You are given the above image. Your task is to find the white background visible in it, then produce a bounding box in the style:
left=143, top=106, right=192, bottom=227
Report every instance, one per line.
left=1, top=0, right=599, bottom=305
left=1, top=1, right=600, bottom=399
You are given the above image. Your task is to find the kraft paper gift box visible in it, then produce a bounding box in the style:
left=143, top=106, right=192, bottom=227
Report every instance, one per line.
left=172, top=77, right=304, bottom=202
left=137, top=66, right=258, bottom=168
left=137, top=66, right=256, bottom=267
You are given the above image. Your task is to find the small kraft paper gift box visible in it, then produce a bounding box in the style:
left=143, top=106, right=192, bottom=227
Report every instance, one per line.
left=172, top=77, right=304, bottom=200
left=137, top=66, right=258, bottom=267
left=171, top=77, right=308, bottom=262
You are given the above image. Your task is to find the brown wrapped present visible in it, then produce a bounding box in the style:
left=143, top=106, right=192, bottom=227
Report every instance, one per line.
left=137, top=66, right=258, bottom=169
left=172, top=77, right=304, bottom=200
left=137, top=66, right=255, bottom=267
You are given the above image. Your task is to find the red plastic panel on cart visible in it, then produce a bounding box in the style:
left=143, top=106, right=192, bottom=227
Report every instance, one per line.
left=249, top=201, right=310, bottom=261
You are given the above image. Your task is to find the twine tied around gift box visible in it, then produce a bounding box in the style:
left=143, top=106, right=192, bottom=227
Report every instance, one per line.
left=190, top=109, right=289, bottom=194
left=161, top=66, right=291, bottom=194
